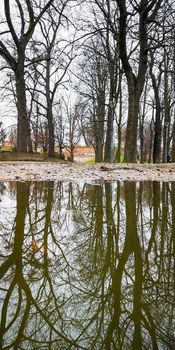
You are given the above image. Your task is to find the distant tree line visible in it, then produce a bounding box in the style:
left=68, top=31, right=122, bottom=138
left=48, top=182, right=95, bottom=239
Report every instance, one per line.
left=0, top=0, right=175, bottom=163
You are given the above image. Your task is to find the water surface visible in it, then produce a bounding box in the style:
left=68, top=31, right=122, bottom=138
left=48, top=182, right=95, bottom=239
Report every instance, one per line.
left=0, top=181, right=175, bottom=349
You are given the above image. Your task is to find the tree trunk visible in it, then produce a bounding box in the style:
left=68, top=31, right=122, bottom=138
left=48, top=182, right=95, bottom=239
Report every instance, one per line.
left=46, top=56, right=55, bottom=158
left=70, top=148, right=74, bottom=162
left=95, top=141, right=104, bottom=163
left=149, top=53, right=162, bottom=163
left=162, top=51, right=170, bottom=163
left=15, top=67, right=29, bottom=153
left=173, top=31, right=175, bottom=162
left=124, top=77, right=139, bottom=162
left=94, top=88, right=105, bottom=163
left=104, top=60, right=118, bottom=163
left=27, top=114, right=33, bottom=153
left=115, top=125, right=122, bottom=162
left=116, top=0, right=151, bottom=163
left=114, top=71, right=123, bottom=163
left=139, top=116, right=144, bottom=163
left=153, top=109, right=162, bottom=163
left=34, top=109, right=39, bottom=152
left=48, top=109, right=55, bottom=157
left=104, top=98, right=114, bottom=163
left=172, top=119, right=175, bottom=162
left=148, top=125, right=154, bottom=164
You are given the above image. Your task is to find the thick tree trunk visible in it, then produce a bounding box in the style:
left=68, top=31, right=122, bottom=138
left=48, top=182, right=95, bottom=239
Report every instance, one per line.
left=95, top=141, right=104, bottom=162
left=95, top=122, right=104, bottom=162
left=124, top=77, right=139, bottom=162
left=124, top=102, right=139, bottom=162
left=15, top=69, right=29, bottom=153
left=117, top=0, right=151, bottom=163
left=69, top=148, right=74, bottom=162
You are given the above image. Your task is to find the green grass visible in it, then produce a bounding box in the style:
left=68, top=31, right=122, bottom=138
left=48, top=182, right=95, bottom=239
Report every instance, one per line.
left=85, top=158, right=95, bottom=164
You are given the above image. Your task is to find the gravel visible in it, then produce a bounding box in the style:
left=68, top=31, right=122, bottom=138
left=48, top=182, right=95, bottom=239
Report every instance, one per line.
left=0, top=161, right=175, bottom=182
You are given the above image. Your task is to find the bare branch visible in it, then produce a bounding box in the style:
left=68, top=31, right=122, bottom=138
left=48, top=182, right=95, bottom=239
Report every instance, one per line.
left=4, top=0, right=20, bottom=49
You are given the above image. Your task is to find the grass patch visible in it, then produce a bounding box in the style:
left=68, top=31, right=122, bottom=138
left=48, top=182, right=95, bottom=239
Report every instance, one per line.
left=85, top=158, right=95, bottom=164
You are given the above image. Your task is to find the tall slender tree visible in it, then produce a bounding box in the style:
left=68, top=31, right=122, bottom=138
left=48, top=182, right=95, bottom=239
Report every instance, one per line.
left=0, top=0, right=54, bottom=152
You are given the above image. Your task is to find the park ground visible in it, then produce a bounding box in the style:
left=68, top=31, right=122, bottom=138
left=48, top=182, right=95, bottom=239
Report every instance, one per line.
left=0, top=161, right=175, bottom=182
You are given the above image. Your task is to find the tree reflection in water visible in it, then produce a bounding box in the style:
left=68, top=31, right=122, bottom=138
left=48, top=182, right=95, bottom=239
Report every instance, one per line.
left=0, top=181, right=175, bottom=349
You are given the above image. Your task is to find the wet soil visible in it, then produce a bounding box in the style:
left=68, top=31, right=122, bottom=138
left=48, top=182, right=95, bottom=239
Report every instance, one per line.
left=0, top=161, right=175, bottom=182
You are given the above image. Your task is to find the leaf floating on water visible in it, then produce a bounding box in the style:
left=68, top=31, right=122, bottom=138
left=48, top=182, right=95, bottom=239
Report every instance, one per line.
left=30, top=240, right=47, bottom=254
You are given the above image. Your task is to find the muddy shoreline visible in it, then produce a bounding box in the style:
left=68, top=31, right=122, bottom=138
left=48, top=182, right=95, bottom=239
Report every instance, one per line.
left=0, top=161, right=175, bottom=182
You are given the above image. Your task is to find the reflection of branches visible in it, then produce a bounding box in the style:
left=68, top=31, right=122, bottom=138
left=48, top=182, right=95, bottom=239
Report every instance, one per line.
left=0, top=182, right=82, bottom=349
left=0, top=181, right=175, bottom=349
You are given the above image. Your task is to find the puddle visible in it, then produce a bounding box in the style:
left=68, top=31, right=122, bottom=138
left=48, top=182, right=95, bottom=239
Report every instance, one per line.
left=0, top=181, right=174, bottom=349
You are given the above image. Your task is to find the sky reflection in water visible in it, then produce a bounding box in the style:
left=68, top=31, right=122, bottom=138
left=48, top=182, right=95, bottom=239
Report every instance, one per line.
left=0, top=181, right=175, bottom=350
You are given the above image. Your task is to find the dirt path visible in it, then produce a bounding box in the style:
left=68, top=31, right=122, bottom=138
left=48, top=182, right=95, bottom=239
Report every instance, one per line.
left=0, top=161, right=175, bottom=182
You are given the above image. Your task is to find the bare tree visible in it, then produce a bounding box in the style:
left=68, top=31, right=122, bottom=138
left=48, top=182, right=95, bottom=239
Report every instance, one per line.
left=93, top=0, right=163, bottom=162
left=149, top=51, right=163, bottom=163
left=76, top=40, right=108, bottom=162
left=0, top=0, right=54, bottom=152
left=0, top=123, right=6, bottom=147
left=28, top=1, right=74, bottom=157
left=63, top=98, right=81, bottom=161
left=54, top=102, right=65, bottom=158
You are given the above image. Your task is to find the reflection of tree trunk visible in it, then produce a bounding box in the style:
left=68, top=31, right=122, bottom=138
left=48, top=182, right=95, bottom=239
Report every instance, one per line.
left=14, top=182, right=30, bottom=272
left=0, top=182, right=31, bottom=349
left=159, top=183, right=168, bottom=278
left=14, top=182, right=31, bottom=350
left=104, top=183, right=122, bottom=348
left=145, top=182, right=160, bottom=264
left=43, top=182, right=54, bottom=276
left=171, top=183, right=175, bottom=293
left=104, top=182, right=143, bottom=348
left=90, top=185, right=104, bottom=268
left=0, top=182, right=30, bottom=279
left=105, top=183, right=115, bottom=265
left=124, top=182, right=143, bottom=349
